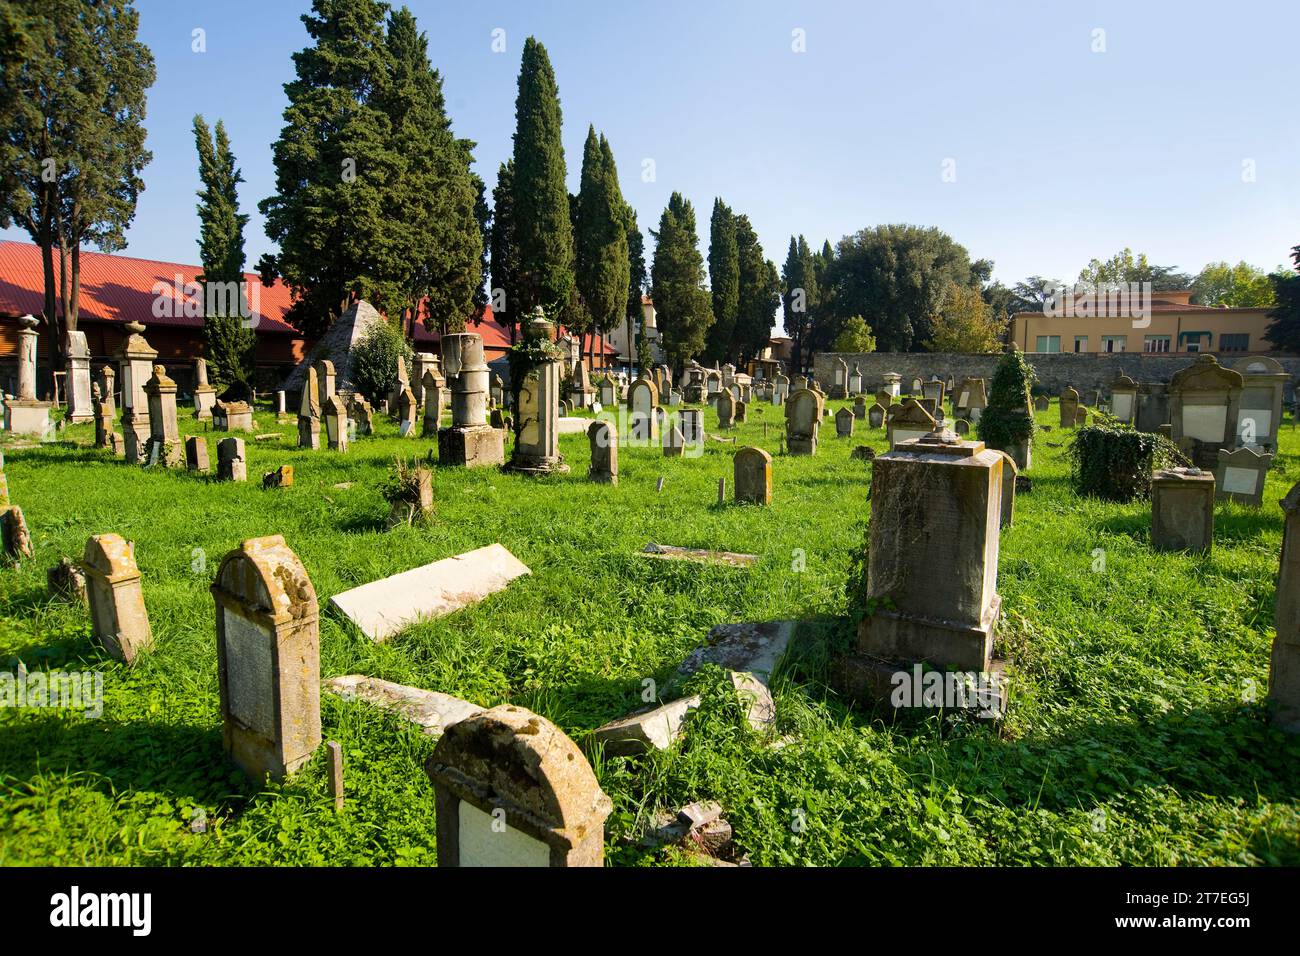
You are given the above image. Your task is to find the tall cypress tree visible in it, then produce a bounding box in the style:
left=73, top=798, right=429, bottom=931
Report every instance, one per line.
left=511, top=36, right=573, bottom=318
left=650, top=192, right=712, bottom=370
left=623, top=207, right=646, bottom=371
left=193, top=115, right=255, bottom=394
left=782, top=235, right=817, bottom=374
left=732, top=214, right=778, bottom=363
left=575, top=128, right=630, bottom=360
left=706, top=198, right=739, bottom=364
left=259, top=0, right=403, bottom=338
left=490, top=160, right=523, bottom=342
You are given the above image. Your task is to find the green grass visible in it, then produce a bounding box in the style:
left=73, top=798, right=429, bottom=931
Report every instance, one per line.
left=1, top=396, right=1298, bottom=866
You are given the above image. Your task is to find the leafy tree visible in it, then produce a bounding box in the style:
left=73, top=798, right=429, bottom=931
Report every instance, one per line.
left=732, top=214, right=779, bottom=362
left=1078, top=248, right=1190, bottom=292
left=782, top=236, right=817, bottom=374
left=0, top=0, right=154, bottom=365
left=350, top=318, right=414, bottom=405
left=1264, top=246, right=1300, bottom=351
left=511, top=36, right=573, bottom=315
left=706, top=198, right=739, bottom=363
left=259, top=0, right=403, bottom=338
left=1190, top=260, right=1276, bottom=307
left=831, top=315, right=876, bottom=353
left=490, top=160, right=523, bottom=342
left=824, top=225, right=976, bottom=352
left=1008, top=276, right=1063, bottom=314
left=574, top=127, right=629, bottom=360
left=650, top=192, right=712, bottom=370
left=192, top=115, right=255, bottom=394
left=927, top=283, right=1003, bottom=353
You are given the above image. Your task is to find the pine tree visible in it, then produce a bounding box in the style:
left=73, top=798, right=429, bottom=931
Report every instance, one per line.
left=650, top=192, right=713, bottom=370
left=192, top=115, right=255, bottom=394
left=706, top=199, right=739, bottom=363
left=1265, top=246, right=1300, bottom=352
left=259, top=0, right=403, bottom=338
left=511, top=36, right=573, bottom=317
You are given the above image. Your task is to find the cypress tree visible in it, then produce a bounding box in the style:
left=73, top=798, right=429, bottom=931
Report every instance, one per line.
left=192, top=115, right=255, bottom=394
left=623, top=207, right=647, bottom=371
left=706, top=199, right=739, bottom=364
left=575, top=129, right=629, bottom=359
left=650, top=192, right=712, bottom=370
left=511, top=36, right=573, bottom=317
left=732, top=214, right=778, bottom=363
left=490, top=160, right=523, bottom=342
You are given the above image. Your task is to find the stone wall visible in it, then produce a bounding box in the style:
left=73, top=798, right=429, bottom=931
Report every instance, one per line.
left=813, top=351, right=1300, bottom=397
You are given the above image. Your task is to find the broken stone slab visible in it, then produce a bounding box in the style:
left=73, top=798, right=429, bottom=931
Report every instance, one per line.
left=323, top=675, right=484, bottom=737
left=676, top=620, right=794, bottom=686
left=729, top=670, right=776, bottom=733
left=589, top=695, right=701, bottom=756
left=639, top=542, right=759, bottom=568
left=329, top=543, right=531, bottom=642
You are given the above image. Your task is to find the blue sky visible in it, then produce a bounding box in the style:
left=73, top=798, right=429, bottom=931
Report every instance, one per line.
left=6, top=0, right=1299, bottom=327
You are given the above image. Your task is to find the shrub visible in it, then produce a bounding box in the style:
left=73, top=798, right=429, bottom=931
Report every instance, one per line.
left=1068, top=421, right=1186, bottom=501
left=831, top=315, right=876, bottom=353
left=977, top=347, right=1036, bottom=451
left=351, top=321, right=414, bottom=405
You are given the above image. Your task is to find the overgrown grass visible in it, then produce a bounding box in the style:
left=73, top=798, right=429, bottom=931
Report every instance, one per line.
left=1, top=397, right=1297, bottom=865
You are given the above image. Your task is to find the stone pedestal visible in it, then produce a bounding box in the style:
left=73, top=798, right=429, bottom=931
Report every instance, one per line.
left=507, top=313, right=568, bottom=475
left=193, top=358, right=217, bottom=420
left=65, top=330, right=93, bottom=423
left=1151, top=467, right=1215, bottom=553
left=438, top=423, right=505, bottom=468
left=438, top=331, right=503, bottom=468
left=142, top=364, right=182, bottom=467
left=4, top=316, right=52, bottom=437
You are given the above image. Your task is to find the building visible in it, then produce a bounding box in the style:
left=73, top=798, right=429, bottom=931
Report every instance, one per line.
left=605, top=295, right=665, bottom=369
left=1010, top=289, right=1276, bottom=355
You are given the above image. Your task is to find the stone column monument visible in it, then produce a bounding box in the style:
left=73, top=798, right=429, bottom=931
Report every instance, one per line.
left=506, top=309, right=568, bottom=475
left=115, top=320, right=158, bottom=463
left=3, top=315, right=53, bottom=437
left=193, top=358, right=217, bottom=420
left=64, top=330, right=94, bottom=423
left=437, top=331, right=504, bottom=467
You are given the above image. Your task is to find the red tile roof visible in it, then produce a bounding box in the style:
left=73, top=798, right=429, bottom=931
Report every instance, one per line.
left=0, top=240, right=300, bottom=334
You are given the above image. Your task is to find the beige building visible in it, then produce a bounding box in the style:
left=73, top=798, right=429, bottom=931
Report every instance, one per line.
left=1011, top=290, right=1275, bottom=355
left=606, top=295, right=665, bottom=368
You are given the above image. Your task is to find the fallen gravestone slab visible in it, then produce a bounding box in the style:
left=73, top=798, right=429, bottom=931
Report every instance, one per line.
left=329, top=543, right=531, bottom=642
left=639, top=542, right=759, bottom=568
left=324, top=675, right=483, bottom=737
left=589, top=695, right=701, bottom=755
left=675, top=620, right=794, bottom=686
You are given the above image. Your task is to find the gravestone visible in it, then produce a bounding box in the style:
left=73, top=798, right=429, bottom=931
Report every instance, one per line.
left=921, top=378, right=945, bottom=407
left=954, top=419, right=970, bottom=436
left=910, top=377, right=923, bottom=394
left=588, top=420, right=618, bottom=485
left=1033, top=395, right=1049, bottom=412
left=3, top=316, right=53, bottom=438
left=1109, top=374, right=1138, bottom=425
left=422, top=370, right=443, bottom=437
left=1135, top=382, right=1170, bottom=434
left=883, top=372, right=901, bottom=399
left=64, top=330, right=94, bottom=423
left=115, top=320, right=156, bottom=461
left=868, top=403, right=886, bottom=429
left=97, top=365, right=117, bottom=417
left=965, top=379, right=988, bottom=423
left=217, top=437, right=247, bottom=482
left=734, top=446, right=772, bottom=505
left=212, top=535, right=321, bottom=782
left=663, top=424, right=685, bottom=458
left=772, top=374, right=789, bottom=405
left=835, top=406, right=855, bottom=438
left=411, top=352, right=437, bottom=406
left=994, top=450, right=1017, bottom=528
left=1059, top=387, right=1079, bottom=428
left=1213, top=446, right=1273, bottom=507
left=734, top=399, right=746, bottom=423
left=628, top=376, right=659, bottom=444
left=1233, top=355, right=1286, bottom=450
left=716, top=389, right=736, bottom=429
left=185, top=436, right=209, bottom=472
left=1269, top=482, right=1300, bottom=732
left=569, top=359, right=594, bottom=410
left=848, top=364, right=864, bottom=396
left=856, top=431, right=1003, bottom=671
left=679, top=407, right=703, bottom=446
left=1075, top=407, right=1088, bottom=427
left=887, top=399, right=937, bottom=450
left=323, top=394, right=349, bottom=451
left=298, top=366, right=321, bottom=450
left=784, top=388, right=822, bottom=455
left=351, top=395, right=373, bottom=436
left=94, top=394, right=117, bottom=450
left=853, top=397, right=867, bottom=421
left=425, top=704, right=612, bottom=867
left=1150, top=467, right=1215, bottom=552
left=224, top=400, right=254, bottom=432
left=81, top=533, right=152, bottom=664
left=385, top=465, right=431, bottom=527
left=506, top=311, right=568, bottom=475
left=275, top=390, right=288, bottom=422
left=193, top=358, right=217, bottom=421
left=142, top=365, right=183, bottom=468
left=398, top=386, right=418, bottom=437
left=831, top=357, right=849, bottom=399
left=390, top=354, right=411, bottom=414
left=1169, top=355, right=1243, bottom=469
left=1, top=505, right=33, bottom=564
left=438, top=332, right=505, bottom=467
left=315, top=359, right=336, bottom=401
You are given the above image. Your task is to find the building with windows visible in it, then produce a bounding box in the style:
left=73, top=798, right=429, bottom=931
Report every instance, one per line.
left=1010, top=290, right=1276, bottom=355
left=605, top=295, right=665, bottom=369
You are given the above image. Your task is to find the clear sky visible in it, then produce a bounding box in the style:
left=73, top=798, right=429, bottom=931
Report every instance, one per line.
left=6, top=0, right=1299, bottom=326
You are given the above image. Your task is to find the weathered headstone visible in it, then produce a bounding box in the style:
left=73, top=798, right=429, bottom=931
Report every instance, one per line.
left=1033, top=395, right=1049, bottom=412
left=835, top=406, right=855, bottom=438
left=954, top=418, right=970, bottom=436
left=115, top=320, right=156, bottom=461
left=193, top=358, right=217, bottom=421
left=921, top=378, right=945, bottom=407
left=994, top=449, right=1017, bottom=528
left=212, top=535, right=321, bottom=782
left=3, top=315, right=53, bottom=438
left=1233, top=355, right=1287, bottom=450
left=663, top=423, right=686, bottom=457
left=1169, top=355, right=1243, bottom=469
left=64, top=330, right=94, bottom=423
left=867, top=402, right=886, bottom=429
left=784, top=388, right=822, bottom=455
left=882, top=372, right=901, bottom=399
left=217, top=437, right=247, bottom=482
left=588, top=420, right=618, bottom=485
left=1135, top=382, right=1170, bottom=434
left=398, top=386, right=418, bottom=437
left=298, top=366, right=321, bottom=450
left=628, top=375, right=659, bottom=444
left=438, top=332, right=504, bottom=467
left=1, top=505, right=33, bottom=564
left=47, top=557, right=88, bottom=604
left=185, top=436, right=209, bottom=472
left=1059, top=386, right=1079, bottom=428
left=323, top=394, right=349, bottom=452
left=81, top=533, right=152, bottom=664
left=848, top=364, right=864, bottom=396
left=424, top=704, right=612, bottom=867
left=1150, top=467, right=1215, bottom=553
left=142, top=365, right=183, bottom=467
left=1213, top=446, right=1273, bottom=507
left=733, top=398, right=746, bottom=423
left=716, top=389, right=736, bottom=429
left=1109, top=374, right=1138, bottom=425
left=262, top=465, right=294, bottom=490
left=679, top=407, right=703, bottom=446
left=422, top=369, right=443, bottom=438
left=505, top=311, right=568, bottom=475
left=887, top=399, right=937, bottom=450
left=734, top=446, right=772, bottom=505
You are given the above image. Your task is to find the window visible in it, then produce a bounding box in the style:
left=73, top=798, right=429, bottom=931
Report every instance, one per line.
left=1101, top=336, right=1127, bottom=353
left=1220, top=333, right=1249, bottom=352
left=1034, top=335, right=1061, bottom=353
left=1143, top=335, right=1171, bottom=353
left=1074, top=336, right=1088, bottom=353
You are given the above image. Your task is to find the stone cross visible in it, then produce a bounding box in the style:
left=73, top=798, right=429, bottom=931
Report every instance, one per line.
left=81, top=533, right=152, bottom=664
left=212, top=535, right=321, bottom=782
left=424, top=704, right=612, bottom=866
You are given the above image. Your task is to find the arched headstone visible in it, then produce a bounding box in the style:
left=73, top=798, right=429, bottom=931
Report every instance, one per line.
left=81, top=533, right=152, bottom=664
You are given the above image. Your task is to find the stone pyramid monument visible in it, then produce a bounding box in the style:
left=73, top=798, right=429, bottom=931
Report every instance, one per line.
left=281, top=300, right=385, bottom=398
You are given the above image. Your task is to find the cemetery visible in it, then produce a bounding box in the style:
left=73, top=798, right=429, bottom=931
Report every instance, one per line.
left=1, top=1, right=1297, bottom=887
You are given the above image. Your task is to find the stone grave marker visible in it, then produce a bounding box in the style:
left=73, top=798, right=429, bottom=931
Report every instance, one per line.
left=1109, top=374, right=1138, bottom=425
left=217, top=437, right=247, bottom=482
left=1059, top=386, right=1079, bottom=428
left=506, top=312, right=567, bottom=475
left=784, top=388, right=822, bottom=455
left=994, top=449, right=1017, bottom=528
left=438, top=332, right=504, bottom=467
left=64, top=330, right=93, bottom=423
left=716, top=389, right=736, bottom=429
left=734, top=446, right=772, bottom=505
left=1, top=505, right=33, bottom=564
left=1151, top=467, right=1215, bottom=552
left=212, top=535, right=321, bottom=782
left=1169, top=354, right=1243, bottom=469
left=868, top=403, right=886, bottom=429
left=422, top=369, right=443, bottom=437
left=185, top=436, right=209, bottom=472
left=142, top=365, right=182, bottom=467
left=323, top=394, right=349, bottom=452
left=1233, top=355, right=1286, bottom=450
left=81, top=533, right=152, bottom=664
left=1213, top=446, right=1273, bottom=507
left=835, top=406, right=855, bottom=437
left=1033, top=395, right=1049, bottom=412
left=1269, top=482, right=1300, bottom=732
left=628, top=375, right=659, bottom=444
left=887, top=399, right=937, bottom=450
left=193, top=358, right=217, bottom=421
left=588, top=420, right=618, bottom=485
left=298, top=366, right=321, bottom=450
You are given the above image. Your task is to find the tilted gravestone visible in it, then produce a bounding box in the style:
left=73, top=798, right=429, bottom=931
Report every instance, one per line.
left=1270, top=482, right=1300, bottom=732
left=587, top=420, right=618, bottom=485
left=81, top=533, right=152, bottom=664
left=734, top=446, right=772, bottom=505
left=298, top=366, right=321, bottom=450
left=424, top=704, right=612, bottom=867
left=398, top=386, right=418, bottom=437
left=1, top=505, right=33, bottom=564
left=1059, top=387, right=1079, bottom=428
left=212, top=535, right=321, bottom=782
left=1213, top=445, right=1273, bottom=507
left=1150, top=467, right=1215, bottom=553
